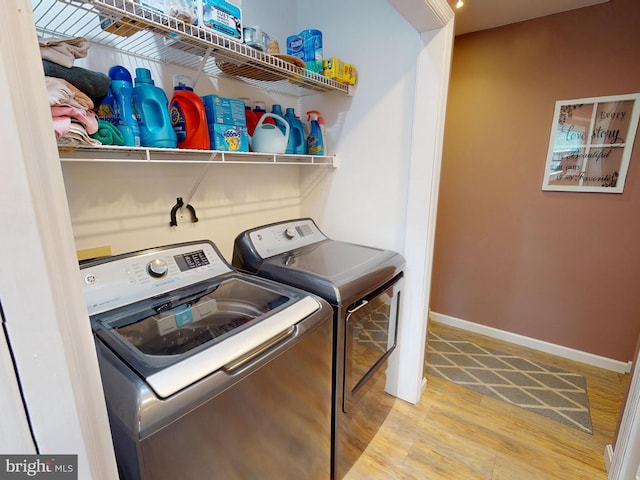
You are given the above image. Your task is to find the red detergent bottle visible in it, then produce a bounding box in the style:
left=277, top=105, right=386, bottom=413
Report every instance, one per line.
left=252, top=101, right=275, bottom=125
left=169, top=74, right=210, bottom=149
left=239, top=97, right=259, bottom=137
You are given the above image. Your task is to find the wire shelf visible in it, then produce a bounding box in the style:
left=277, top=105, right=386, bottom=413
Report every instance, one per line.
left=58, top=145, right=337, bottom=167
left=33, top=0, right=352, bottom=96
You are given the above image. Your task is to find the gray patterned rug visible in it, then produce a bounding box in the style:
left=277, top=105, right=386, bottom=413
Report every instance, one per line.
left=426, top=332, right=593, bottom=434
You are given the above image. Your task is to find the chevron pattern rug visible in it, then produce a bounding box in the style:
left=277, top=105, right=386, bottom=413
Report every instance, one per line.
left=426, top=332, right=593, bottom=434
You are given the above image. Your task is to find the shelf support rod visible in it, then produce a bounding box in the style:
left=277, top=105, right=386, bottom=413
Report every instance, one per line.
left=193, top=46, right=214, bottom=86
left=182, top=153, right=218, bottom=207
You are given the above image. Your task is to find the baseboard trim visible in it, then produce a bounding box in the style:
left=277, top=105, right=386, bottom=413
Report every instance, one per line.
left=604, top=444, right=614, bottom=474
left=429, top=311, right=632, bottom=374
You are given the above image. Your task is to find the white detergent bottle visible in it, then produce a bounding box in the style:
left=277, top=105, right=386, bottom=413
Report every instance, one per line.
left=306, top=110, right=324, bottom=155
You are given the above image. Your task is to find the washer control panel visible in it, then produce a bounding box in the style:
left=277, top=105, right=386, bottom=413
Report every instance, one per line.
left=248, top=219, right=327, bottom=259
left=81, top=242, right=232, bottom=316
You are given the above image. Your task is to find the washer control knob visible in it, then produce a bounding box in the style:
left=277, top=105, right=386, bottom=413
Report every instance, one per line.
left=147, top=259, right=168, bottom=278
left=285, top=227, right=297, bottom=239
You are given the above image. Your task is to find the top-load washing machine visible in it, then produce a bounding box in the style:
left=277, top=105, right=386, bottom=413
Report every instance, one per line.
left=80, top=240, right=333, bottom=480
left=232, top=218, right=405, bottom=480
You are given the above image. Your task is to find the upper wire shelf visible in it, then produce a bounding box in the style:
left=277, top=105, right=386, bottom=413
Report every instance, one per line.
left=32, top=0, right=353, bottom=96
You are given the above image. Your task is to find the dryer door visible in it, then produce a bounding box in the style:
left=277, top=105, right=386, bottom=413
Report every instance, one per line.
left=343, top=274, right=403, bottom=412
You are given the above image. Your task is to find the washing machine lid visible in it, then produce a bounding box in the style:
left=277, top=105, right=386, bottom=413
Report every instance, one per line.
left=92, top=275, right=320, bottom=398
left=81, top=240, right=321, bottom=398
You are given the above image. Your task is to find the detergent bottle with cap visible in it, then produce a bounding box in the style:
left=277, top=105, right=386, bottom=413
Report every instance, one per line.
left=270, top=104, right=288, bottom=135
left=239, top=97, right=259, bottom=137
left=107, top=65, right=140, bottom=146
left=169, top=74, right=209, bottom=149
left=285, top=107, right=305, bottom=155
left=133, top=68, right=177, bottom=148
left=306, top=110, right=324, bottom=155
left=253, top=101, right=275, bottom=125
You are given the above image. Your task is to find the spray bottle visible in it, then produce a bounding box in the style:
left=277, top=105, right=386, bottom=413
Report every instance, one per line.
left=306, top=110, right=324, bottom=155
left=108, top=65, right=141, bottom=146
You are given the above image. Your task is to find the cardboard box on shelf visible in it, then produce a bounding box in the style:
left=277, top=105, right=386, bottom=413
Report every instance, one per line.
left=202, top=95, right=246, bottom=126
left=202, top=95, right=249, bottom=151
left=210, top=124, right=249, bottom=152
left=199, top=0, right=243, bottom=41
left=323, top=57, right=357, bottom=86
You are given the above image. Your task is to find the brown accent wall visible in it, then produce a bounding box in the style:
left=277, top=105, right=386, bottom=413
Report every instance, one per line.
left=431, top=0, right=640, bottom=362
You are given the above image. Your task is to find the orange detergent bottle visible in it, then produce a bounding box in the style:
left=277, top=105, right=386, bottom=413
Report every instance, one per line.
left=169, top=74, right=210, bottom=149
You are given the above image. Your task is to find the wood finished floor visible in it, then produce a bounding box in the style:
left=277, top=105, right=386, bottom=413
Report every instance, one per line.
left=344, top=321, right=629, bottom=480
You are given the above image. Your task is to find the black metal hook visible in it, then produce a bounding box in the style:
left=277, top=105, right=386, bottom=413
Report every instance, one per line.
left=170, top=197, right=198, bottom=226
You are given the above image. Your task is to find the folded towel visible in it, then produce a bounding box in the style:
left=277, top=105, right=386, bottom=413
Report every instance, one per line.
left=58, top=122, right=102, bottom=147
left=90, top=120, right=125, bottom=146
left=51, top=105, right=99, bottom=135
left=45, top=76, right=94, bottom=110
left=52, top=114, right=71, bottom=139
left=39, top=36, right=90, bottom=68
left=43, top=60, right=110, bottom=107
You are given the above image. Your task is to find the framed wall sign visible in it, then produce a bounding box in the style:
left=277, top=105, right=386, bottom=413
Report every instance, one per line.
left=541, top=93, right=640, bottom=193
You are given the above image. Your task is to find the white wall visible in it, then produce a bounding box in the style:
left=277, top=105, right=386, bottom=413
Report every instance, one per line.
left=62, top=161, right=308, bottom=260
left=298, top=0, right=416, bottom=252
left=62, top=0, right=452, bottom=405
left=62, top=0, right=417, bottom=265
left=64, top=0, right=418, bottom=259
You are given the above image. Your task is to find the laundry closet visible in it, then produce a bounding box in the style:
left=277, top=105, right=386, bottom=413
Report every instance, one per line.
left=0, top=0, right=453, bottom=477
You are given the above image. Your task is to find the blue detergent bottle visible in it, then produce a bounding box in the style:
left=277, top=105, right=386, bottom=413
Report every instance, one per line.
left=96, top=79, right=117, bottom=125
left=108, top=66, right=140, bottom=146
left=306, top=110, right=324, bottom=155
left=133, top=68, right=177, bottom=148
left=285, top=107, right=305, bottom=155
left=270, top=104, right=288, bottom=135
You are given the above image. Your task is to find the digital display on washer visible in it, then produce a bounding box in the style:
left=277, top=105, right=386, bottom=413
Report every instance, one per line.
left=297, top=224, right=313, bottom=236
left=174, top=250, right=210, bottom=271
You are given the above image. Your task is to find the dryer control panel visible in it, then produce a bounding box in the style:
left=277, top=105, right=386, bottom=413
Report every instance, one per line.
left=80, top=241, right=232, bottom=315
left=247, top=219, right=327, bottom=259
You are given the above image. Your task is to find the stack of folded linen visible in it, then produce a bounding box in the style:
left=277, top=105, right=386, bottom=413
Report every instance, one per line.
left=40, top=36, right=122, bottom=146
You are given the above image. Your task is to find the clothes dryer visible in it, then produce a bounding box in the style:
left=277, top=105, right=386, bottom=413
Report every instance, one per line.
left=232, top=218, right=405, bottom=480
